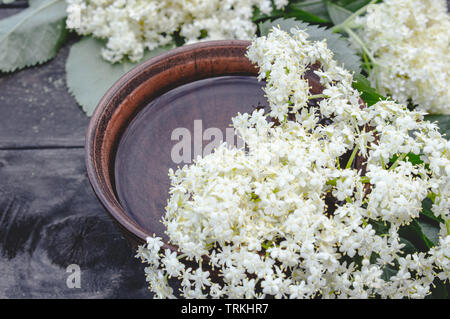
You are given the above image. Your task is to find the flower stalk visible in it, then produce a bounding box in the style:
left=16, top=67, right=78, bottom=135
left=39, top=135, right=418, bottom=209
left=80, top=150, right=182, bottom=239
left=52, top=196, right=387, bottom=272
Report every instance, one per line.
left=331, top=0, right=378, bottom=33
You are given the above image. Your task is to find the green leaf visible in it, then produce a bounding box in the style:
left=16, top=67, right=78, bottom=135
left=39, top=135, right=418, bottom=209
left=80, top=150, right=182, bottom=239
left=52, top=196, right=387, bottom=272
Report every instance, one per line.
left=369, top=219, right=389, bottom=236
left=253, top=1, right=331, bottom=24
left=381, top=264, right=397, bottom=281
left=404, top=153, right=423, bottom=166
left=352, top=73, right=385, bottom=106
left=258, top=17, right=297, bottom=37
left=326, top=1, right=352, bottom=25
left=0, top=0, right=67, bottom=72
left=289, top=0, right=331, bottom=22
left=342, top=0, right=372, bottom=12
left=388, top=152, right=423, bottom=167
left=259, top=18, right=361, bottom=74
left=421, top=198, right=444, bottom=224
left=418, top=220, right=440, bottom=247
left=406, top=220, right=437, bottom=250
left=424, top=115, right=450, bottom=140
left=252, top=6, right=269, bottom=22
left=399, top=221, right=431, bottom=252
left=286, top=7, right=330, bottom=24
left=427, top=278, right=449, bottom=299
left=330, top=0, right=373, bottom=12
left=399, top=196, right=442, bottom=250
left=66, top=36, right=173, bottom=116
left=399, top=237, right=417, bottom=255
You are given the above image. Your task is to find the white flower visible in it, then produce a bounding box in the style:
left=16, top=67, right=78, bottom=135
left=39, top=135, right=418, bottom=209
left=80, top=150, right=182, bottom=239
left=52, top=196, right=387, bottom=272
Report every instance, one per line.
left=66, top=0, right=288, bottom=63
left=144, top=266, right=175, bottom=299
left=191, top=268, right=211, bottom=289
left=354, top=0, right=450, bottom=114
left=145, top=236, right=164, bottom=252
left=161, top=249, right=184, bottom=277
left=136, top=27, right=450, bottom=299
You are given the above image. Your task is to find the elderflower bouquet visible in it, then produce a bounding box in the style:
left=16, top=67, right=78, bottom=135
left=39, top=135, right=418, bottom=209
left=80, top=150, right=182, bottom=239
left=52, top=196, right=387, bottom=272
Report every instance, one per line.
left=65, top=0, right=288, bottom=63
left=136, top=27, right=450, bottom=299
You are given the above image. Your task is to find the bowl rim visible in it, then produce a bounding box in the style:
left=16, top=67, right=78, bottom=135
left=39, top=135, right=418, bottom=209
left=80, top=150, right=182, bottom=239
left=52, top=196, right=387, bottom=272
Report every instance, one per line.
left=85, top=40, right=254, bottom=247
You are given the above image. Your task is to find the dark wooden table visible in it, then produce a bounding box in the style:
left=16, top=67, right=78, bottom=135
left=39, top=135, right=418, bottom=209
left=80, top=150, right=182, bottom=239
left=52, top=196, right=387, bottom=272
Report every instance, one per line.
left=0, top=6, right=152, bottom=298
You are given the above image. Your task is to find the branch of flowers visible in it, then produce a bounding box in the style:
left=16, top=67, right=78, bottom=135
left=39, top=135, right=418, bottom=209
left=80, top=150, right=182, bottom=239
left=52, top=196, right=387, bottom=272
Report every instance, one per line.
left=331, top=0, right=378, bottom=33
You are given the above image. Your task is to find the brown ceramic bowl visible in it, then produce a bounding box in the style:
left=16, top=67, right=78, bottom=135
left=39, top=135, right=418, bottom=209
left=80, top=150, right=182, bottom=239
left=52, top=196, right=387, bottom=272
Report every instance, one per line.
left=85, top=40, right=327, bottom=250
left=85, top=40, right=266, bottom=248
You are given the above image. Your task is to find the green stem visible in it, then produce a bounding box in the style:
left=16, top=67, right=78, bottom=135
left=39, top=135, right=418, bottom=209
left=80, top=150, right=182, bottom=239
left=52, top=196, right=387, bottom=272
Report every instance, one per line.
left=344, top=27, right=377, bottom=65
left=331, top=0, right=378, bottom=33
left=380, top=156, right=386, bottom=170
left=328, top=176, right=370, bottom=186
left=351, top=116, right=360, bottom=135
left=346, top=145, right=360, bottom=169
left=301, top=0, right=324, bottom=6
left=177, top=253, right=188, bottom=259
left=373, top=64, right=381, bottom=92
left=360, top=176, right=371, bottom=184
left=389, top=153, right=407, bottom=171
left=363, top=52, right=372, bottom=72
left=427, top=191, right=437, bottom=204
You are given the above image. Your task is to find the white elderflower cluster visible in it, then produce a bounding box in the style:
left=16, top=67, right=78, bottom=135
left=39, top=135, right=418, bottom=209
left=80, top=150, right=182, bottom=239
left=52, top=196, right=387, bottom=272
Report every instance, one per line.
left=136, top=28, right=450, bottom=299
left=65, top=0, right=287, bottom=63
left=353, top=0, right=450, bottom=114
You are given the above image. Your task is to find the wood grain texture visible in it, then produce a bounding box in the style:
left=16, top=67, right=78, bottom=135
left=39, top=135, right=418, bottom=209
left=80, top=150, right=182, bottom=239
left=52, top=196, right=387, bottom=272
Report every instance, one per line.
left=0, top=149, right=152, bottom=298
left=0, top=35, right=87, bottom=149
left=0, top=9, right=151, bottom=296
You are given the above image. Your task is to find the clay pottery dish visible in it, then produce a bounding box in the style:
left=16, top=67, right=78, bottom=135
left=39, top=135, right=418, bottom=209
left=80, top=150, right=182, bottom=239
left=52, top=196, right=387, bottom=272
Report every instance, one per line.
left=85, top=40, right=323, bottom=249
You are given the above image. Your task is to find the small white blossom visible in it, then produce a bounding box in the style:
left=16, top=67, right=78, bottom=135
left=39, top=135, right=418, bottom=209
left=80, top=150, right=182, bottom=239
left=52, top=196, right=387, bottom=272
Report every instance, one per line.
left=136, top=27, right=450, bottom=299
left=354, top=0, right=450, bottom=114
left=66, top=0, right=287, bottom=63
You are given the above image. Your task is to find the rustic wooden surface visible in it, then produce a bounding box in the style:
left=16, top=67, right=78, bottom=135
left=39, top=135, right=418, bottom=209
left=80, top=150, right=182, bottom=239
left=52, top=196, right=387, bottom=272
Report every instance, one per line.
left=0, top=8, right=152, bottom=298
